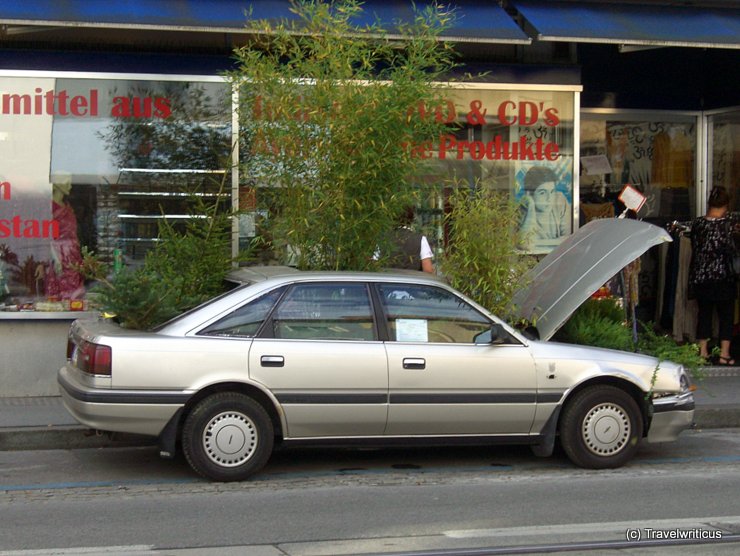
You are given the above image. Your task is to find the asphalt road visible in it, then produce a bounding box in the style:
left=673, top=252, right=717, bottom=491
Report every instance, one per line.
left=1, top=428, right=739, bottom=555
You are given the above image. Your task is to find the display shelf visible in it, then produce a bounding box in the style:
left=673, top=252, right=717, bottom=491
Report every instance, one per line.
left=117, top=191, right=228, bottom=198
left=115, top=167, right=229, bottom=262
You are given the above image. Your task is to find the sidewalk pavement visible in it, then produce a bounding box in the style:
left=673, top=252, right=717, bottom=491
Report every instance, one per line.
left=1, top=367, right=739, bottom=452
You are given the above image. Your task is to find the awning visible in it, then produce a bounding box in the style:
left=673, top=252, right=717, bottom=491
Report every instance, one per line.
left=511, top=0, right=740, bottom=50
left=0, top=0, right=531, bottom=44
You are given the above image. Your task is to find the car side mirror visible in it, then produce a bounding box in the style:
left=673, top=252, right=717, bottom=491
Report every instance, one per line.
left=475, top=323, right=516, bottom=345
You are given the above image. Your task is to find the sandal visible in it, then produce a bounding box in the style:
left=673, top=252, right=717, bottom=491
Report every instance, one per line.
left=718, top=356, right=736, bottom=366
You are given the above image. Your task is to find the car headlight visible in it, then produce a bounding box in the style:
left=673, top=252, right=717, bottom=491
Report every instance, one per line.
left=678, top=366, right=694, bottom=393
left=652, top=365, right=694, bottom=399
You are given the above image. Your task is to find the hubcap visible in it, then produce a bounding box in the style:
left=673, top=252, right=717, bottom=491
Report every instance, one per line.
left=202, top=411, right=258, bottom=467
left=581, top=402, right=631, bottom=456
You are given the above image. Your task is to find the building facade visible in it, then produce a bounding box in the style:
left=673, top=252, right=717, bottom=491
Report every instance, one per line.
left=0, top=0, right=738, bottom=394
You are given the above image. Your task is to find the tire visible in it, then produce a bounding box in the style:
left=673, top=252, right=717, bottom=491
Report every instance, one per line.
left=182, top=392, right=274, bottom=482
left=559, top=385, right=643, bottom=469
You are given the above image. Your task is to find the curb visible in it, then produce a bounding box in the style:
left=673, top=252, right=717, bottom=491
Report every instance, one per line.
left=1, top=407, right=738, bottom=452
left=696, top=366, right=740, bottom=378
left=0, top=426, right=155, bottom=452
left=692, top=407, right=740, bottom=430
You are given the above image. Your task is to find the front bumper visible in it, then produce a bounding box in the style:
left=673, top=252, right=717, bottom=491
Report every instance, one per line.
left=647, top=391, right=695, bottom=443
left=58, top=366, right=188, bottom=437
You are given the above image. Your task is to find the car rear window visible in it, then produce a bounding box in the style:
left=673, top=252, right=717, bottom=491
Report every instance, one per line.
left=198, top=287, right=285, bottom=337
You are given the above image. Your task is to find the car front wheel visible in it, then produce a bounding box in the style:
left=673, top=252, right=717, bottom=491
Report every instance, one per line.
left=182, top=392, right=274, bottom=481
left=560, top=385, right=643, bottom=469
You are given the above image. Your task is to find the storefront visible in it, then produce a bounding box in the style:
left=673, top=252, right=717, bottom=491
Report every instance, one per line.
left=0, top=0, right=738, bottom=394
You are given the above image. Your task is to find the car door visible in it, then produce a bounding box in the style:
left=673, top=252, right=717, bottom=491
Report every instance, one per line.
left=249, top=281, right=389, bottom=438
left=378, top=282, right=537, bottom=436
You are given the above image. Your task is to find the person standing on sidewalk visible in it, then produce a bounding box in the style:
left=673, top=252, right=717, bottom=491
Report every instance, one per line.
left=689, top=186, right=739, bottom=365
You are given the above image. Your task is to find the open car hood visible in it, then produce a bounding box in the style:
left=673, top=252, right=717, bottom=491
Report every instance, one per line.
left=511, top=218, right=672, bottom=341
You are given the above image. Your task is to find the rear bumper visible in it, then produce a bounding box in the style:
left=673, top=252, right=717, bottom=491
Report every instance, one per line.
left=647, top=391, right=695, bottom=443
left=58, top=367, right=188, bottom=437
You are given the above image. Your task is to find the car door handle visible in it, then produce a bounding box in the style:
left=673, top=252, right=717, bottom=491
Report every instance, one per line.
left=261, top=355, right=284, bottom=367
left=403, top=358, right=426, bottom=370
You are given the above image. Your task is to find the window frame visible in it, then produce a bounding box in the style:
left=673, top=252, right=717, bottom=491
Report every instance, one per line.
left=371, top=281, right=497, bottom=345
left=580, top=107, right=703, bottom=222
left=260, top=281, right=380, bottom=342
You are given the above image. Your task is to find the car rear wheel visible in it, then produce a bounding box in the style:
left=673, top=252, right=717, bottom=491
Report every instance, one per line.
left=560, top=385, right=643, bottom=469
left=182, top=392, right=274, bottom=481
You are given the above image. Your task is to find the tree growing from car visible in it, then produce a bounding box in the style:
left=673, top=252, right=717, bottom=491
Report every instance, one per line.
left=227, top=0, right=460, bottom=270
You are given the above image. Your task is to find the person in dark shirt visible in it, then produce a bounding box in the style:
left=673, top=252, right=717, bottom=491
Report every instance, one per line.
left=689, top=186, right=738, bottom=364
left=387, top=207, right=434, bottom=273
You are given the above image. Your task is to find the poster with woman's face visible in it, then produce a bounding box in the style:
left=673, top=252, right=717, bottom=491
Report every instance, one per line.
left=515, top=161, right=573, bottom=253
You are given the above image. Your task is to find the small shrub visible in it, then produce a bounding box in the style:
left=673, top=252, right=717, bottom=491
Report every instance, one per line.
left=637, top=323, right=705, bottom=380
left=79, top=176, right=240, bottom=330
left=555, top=298, right=633, bottom=352
left=143, top=190, right=233, bottom=310
left=91, top=267, right=184, bottom=330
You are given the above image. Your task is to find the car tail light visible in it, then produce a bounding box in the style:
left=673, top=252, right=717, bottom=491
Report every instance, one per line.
left=75, top=340, right=112, bottom=376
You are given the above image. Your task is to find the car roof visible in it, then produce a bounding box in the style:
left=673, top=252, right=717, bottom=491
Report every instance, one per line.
left=225, top=266, right=301, bottom=285
left=226, top=266, right=447, bottom=285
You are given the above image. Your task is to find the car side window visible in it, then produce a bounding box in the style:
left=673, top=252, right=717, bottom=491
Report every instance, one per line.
left=198, top=287, right=284, bottom=337
left=271, top=283, right=376, bottom=341
left=378, top=283, right=491, bottom=343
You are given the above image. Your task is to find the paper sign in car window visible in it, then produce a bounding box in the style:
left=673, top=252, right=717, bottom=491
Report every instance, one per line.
left=395, top=319, right=428, bottom=342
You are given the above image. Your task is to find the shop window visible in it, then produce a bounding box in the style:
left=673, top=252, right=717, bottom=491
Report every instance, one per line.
left=0, top=77, right=231, bottom=313
left=579, top=112, right=700, bottom=330
left=1, top=76, right=578, bottom=313
left=244, top=86, right=579, bottom=260
left=429, top=88, right=577, bottom=255
left=580, top=115, right=698, bottom=224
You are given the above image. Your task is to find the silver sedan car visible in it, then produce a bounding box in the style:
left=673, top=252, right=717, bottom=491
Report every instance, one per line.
left=59, top=221, right=695, bottom=482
